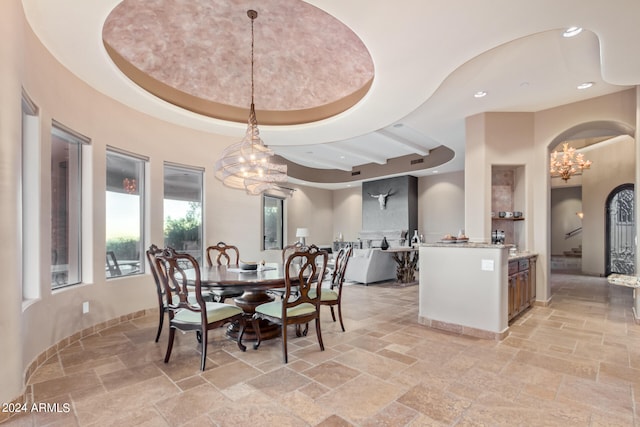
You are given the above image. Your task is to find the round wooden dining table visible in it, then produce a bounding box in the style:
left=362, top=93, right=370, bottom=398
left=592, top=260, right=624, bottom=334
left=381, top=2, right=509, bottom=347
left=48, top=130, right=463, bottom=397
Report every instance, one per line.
left=196, top=263, right=296, bottom=341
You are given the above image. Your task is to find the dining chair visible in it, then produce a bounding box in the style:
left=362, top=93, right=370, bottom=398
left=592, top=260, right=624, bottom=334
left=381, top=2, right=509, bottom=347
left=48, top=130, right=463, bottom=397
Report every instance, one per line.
left=252, top=244, right=328, bottom=363
left=205, top=242, right=244, bottom=302
left=146, top=244, right=167, bottom=342
left=269, top=242, right=304, bottom=299
left=282, top=242, right=304, bottom=263
left=146, top=244, right=214, bottom=343
left=309, top=245, right=353, bottom=332
left=155, top=247, right=247, bottom=371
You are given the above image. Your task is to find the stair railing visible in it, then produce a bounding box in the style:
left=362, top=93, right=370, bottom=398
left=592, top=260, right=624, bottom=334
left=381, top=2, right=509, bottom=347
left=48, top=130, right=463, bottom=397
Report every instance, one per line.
left=565, top=227, right=582, bottom=239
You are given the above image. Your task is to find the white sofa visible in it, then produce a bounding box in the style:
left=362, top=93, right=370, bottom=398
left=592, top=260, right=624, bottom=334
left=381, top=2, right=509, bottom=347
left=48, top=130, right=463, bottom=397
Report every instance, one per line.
left=344, top=248, right=397, bottom=285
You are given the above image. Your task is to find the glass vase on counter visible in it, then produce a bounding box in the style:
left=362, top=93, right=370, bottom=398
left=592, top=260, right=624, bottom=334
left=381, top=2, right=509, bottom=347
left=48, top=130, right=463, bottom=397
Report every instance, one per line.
left=411, top=230, right=420, bottom=246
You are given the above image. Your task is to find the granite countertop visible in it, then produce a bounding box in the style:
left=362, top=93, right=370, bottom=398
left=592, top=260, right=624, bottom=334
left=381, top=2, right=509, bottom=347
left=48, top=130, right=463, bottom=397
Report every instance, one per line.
left=419, top=242, right=537, bottom=260
left=420, top=242, right=508, bottom=249
left=508, top=252, right=537, bottom=261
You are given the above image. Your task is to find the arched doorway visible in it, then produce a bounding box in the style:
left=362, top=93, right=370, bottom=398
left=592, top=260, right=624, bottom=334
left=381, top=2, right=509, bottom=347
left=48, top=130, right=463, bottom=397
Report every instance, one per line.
left=605, top=183, right=635, bottom=275
left=548, top=121, right=635, bottom=281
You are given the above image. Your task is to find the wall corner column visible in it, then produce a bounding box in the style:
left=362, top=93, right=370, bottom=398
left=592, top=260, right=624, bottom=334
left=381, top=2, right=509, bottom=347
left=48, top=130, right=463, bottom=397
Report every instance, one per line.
left=0, top=0, right=27, bottom=407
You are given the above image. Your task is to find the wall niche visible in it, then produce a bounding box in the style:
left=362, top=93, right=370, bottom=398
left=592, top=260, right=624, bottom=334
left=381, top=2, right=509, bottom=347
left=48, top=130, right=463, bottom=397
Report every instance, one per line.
left=491, top=165, right=525, bottom=249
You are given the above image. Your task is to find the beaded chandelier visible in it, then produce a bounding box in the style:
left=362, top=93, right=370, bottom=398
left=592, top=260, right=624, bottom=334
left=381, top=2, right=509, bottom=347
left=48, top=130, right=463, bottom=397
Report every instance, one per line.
left=214, top=10, right=287, bottom=195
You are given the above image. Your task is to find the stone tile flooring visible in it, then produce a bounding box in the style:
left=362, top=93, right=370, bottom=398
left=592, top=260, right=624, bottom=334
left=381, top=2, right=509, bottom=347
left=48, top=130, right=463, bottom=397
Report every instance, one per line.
left=5, top=273, right=640, bottom=426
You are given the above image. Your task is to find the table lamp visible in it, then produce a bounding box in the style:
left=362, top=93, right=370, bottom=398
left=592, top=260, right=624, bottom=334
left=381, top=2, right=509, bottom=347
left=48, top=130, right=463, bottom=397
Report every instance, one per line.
left=296, top=227, right=309, bottom=245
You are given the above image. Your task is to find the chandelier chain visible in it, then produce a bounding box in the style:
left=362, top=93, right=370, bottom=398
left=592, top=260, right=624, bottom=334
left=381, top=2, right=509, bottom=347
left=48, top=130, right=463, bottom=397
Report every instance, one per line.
left=249, top=10, right=255, bottom=106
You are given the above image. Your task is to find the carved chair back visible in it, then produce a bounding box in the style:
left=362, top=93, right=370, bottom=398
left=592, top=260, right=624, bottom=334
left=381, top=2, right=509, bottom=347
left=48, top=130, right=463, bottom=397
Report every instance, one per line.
left=281, top=242, right=304, bottom=264
left=146, top=244, right=168, bottom=342
left=156, top=247, right=206, bottom=319
left=206, top=242, right=240, bottom=266
left=146, top=244, right=164, bottom=296
left=331, top=245, right=353, bottom=296
left=283, top=245, right=328, bottom=308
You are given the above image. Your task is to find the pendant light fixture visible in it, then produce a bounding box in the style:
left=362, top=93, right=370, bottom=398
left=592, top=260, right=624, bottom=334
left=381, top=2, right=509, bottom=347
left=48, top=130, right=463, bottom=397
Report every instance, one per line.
left=549, top=142, right=592, bottom=182
left=214, top=10, right=287, bottom=195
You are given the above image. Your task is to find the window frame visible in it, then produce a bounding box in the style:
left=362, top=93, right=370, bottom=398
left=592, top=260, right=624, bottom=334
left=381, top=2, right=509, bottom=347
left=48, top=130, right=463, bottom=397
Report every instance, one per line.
left=50, top=121, right=89, bottom=290
left=262, top=194, right=284, bottom=251
left=105, top=147, right=147, bottom=279
left=163, top=163, right=204, bottom=263
left=21, top=90, right=40, bottom=301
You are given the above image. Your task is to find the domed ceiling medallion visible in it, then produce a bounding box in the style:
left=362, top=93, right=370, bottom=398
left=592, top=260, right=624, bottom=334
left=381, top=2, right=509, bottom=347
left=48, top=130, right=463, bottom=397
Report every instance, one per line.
left=102, top=0, right=375, bottom=125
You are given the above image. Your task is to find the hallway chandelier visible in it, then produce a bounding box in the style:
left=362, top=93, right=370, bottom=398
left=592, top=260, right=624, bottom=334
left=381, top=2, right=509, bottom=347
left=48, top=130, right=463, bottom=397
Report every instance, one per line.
left=214, top=10, right=287, bottom=195
left=549, top=142, right=592, bottom=182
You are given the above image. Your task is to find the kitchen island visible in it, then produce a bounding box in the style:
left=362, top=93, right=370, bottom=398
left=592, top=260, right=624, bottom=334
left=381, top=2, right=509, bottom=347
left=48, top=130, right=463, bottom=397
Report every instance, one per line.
left=418, top=242, right=536, bottom=340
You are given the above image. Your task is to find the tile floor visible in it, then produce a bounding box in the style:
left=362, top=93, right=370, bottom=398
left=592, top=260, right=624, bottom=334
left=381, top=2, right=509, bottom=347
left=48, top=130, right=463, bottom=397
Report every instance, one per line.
left=4, top=273, right=640, bottom=426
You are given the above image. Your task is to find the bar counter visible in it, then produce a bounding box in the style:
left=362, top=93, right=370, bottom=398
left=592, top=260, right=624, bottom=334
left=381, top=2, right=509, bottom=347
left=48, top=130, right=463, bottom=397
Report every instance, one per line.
left=418, top=242, right=537, bottom=340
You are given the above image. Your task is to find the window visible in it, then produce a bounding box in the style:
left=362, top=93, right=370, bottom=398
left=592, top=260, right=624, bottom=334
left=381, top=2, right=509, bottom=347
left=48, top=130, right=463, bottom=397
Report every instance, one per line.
left=263, top=195, right=284, bottom=250
left=21, top=91, right=39, bottom=300
left=51, top=122, right=88, bottom=289
left=163, top=164, right=203, bottom=262
left=106, top=149, right=146, bottom=278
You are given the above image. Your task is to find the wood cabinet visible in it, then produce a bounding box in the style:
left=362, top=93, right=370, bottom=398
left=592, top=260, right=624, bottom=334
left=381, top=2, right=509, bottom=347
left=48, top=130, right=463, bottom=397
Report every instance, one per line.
left=508, top=256, right=537, bottom=322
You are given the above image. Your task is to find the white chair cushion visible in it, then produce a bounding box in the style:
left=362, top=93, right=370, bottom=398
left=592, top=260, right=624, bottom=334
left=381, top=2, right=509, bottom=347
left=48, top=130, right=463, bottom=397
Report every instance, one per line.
left=308, top=288, right=338, bottom=301
left=173, top=302, right=242, bottom=324
left=255, top=301, right=316, bottom=319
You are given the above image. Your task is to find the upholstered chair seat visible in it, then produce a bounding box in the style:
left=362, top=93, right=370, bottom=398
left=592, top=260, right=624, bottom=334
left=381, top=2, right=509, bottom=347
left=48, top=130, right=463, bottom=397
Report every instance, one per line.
left=252, top=245, right=328, bottom=363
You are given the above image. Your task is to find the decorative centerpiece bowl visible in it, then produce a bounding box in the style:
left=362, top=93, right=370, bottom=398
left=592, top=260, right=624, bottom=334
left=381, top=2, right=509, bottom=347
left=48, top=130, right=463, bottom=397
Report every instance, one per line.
left=239, top=261, right=258, bottom=271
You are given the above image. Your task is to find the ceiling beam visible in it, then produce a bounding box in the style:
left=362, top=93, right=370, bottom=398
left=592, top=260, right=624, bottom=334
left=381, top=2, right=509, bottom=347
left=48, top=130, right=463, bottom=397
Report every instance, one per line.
left=323, top=142, right=388, bottom=165
left=376, top=129, right=431, bottom=156
left=276, top=150, right=353, bottom=171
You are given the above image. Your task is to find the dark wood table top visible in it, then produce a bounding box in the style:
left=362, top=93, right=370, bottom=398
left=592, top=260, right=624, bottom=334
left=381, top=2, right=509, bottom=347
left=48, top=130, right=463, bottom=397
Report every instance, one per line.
left=194, top=263, right=290, bottom=292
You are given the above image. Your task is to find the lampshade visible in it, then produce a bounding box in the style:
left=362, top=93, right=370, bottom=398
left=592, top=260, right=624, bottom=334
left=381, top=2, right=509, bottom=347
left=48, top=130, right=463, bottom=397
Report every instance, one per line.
left=296, top=227, right=309, bottom=245
left=213, top=10, right=288, bottom=195
left=296, top=228, right=310, bottom=238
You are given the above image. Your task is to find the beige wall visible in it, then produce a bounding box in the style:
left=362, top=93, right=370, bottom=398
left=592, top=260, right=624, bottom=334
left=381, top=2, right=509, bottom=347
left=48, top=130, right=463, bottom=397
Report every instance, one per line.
left=327, top=175, right=467, bottom=247
left=550, top=187, right=583, bottom=256
left=331, top=186, right=362, bottom=242
left=581, top=136, right=635, bottom=275
left=464, top=113, right=490, bottom=242
left=2, top=3, right=337, bottom=405
left=4, top=0, right=638, bottom=406
left=465, top=90, right=637, bottom=304
left=285, top=184, right=334, bottom=248
left=535, top=91, right=637, bottom=286
left=550, top=136, right=635, bottom=274
left=1, top=0, right=26, bottom=406
left=418, top=171, right=465, bottom=242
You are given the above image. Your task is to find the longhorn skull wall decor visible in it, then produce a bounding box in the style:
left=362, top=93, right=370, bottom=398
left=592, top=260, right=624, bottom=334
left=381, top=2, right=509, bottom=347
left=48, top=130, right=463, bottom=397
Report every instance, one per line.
left=369, top=189, right=392, bottom=210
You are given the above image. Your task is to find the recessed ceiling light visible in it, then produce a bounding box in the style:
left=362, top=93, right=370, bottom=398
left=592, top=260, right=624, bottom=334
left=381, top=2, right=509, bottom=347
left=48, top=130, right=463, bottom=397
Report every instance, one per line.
left=340, top=155, right=345, bottom=159
left=474, top=91, right=487, bottom=98
left=577, top=82, right=594, bottom=90
left=563, top=26, right=583, bottom=38
left=432, top=170, right=439, bottom=174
